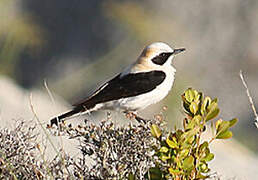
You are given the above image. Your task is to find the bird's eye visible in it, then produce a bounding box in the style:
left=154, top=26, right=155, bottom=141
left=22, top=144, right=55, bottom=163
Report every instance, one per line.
left=151, top=53, right=171, bottom=65
left=161, top=53, right=166, bottom=57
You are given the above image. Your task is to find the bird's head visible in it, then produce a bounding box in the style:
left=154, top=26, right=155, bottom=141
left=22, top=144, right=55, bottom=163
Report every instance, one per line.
left=124, top=42, right=185, bottom=74
left=140, top=42, right=185, bottom=67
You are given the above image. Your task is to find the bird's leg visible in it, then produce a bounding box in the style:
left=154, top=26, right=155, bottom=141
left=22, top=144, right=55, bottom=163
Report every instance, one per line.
left=124, top=111, right=147, bottom=124
left=134, top=115, right=147, bottom=124
left=124, top=111, right=137, bottom=120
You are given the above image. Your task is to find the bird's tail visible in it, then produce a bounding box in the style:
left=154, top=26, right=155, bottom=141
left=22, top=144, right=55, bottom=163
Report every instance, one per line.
left=50, top=107, right=82, bottom=126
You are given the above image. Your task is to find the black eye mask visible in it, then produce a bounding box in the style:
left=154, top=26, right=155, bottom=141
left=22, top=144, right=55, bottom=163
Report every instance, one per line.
left=151, top=52, right=173, bottom=65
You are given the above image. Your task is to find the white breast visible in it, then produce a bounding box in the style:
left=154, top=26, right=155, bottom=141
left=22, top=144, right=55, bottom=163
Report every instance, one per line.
left=121, top=68, right=175, bottom=111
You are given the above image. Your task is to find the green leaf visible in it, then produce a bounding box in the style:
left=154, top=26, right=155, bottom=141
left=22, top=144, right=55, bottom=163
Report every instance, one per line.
left=183, top=128, right=199, bottom=142
left=185, top=115, right=201, bottom=130
left=179, top=149, right=189, bottom=159
left=175, top=129, right=184, bottom=140
left=128, top=173, right=135, bottom=180
left=216, top=120, right=230, bottom=134
left=185, top=120, right=194, bottom=130
left=146, top=167, right=163, bottom=180
left=160, top=154, right=170, bottom=162
left=168, top=168, right=182, bottom=175
left=150, top=124, right=162, bottom=139
left=194, top=93, right=201, bottom=102
left=212, top=98, right=218, bottom=103
left=199, top=141, right=208, bottom=152
left=185, top=89, right=194, bottom=102
left=182, top=132, right=197, bottom=146
left=196, top=173, right=209, bottom=179
left=229, top=118, right=238, bottom=128
left=215, top=119, right=222, bottom=130
left=198, top=162, right=209, bottom=173
left=216, top=130, right=233, bottom=139
left=206, top=108, right=220, bottom=121
left=201, top=96, right=211, bottom=115
left=183, top=101, right=191, bottom=114
left=193, top=115, right=202, bottom=124
left=190, top=102, right=198, bottom=115
left=166, top=136, right=178, bottom=149
left=160, top=146, right=169, bottom=153
left=181, top=141, right=192, bottom=149
left=193, top=90, right=199, bottom=98
left=203, top=153, right=214, bottom=162
left=207, top=101, right=218, bottom=112
left=183, top=155, right=194, bottom=171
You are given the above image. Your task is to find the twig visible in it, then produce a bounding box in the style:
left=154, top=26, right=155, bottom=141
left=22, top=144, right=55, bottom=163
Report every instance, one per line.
left=44, top=79, right=57, bottom=114
left=239, top=70, right=258, bottom=128
left=29, top=93, right=59, bottom=178
left=44, top=80, right=71, bottom=177
left=29, top=93, right=59, bottom=153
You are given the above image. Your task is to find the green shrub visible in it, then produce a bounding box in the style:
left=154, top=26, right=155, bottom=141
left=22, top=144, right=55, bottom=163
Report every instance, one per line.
left=146, top=88, right=237, bottom=180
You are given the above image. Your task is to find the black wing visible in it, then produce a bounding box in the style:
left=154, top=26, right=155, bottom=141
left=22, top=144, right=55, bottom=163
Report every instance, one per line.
left=73, top=70, right=166, bottom=110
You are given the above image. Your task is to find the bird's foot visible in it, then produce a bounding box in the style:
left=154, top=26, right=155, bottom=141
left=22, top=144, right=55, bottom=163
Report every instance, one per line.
left=124, top=111, right=147, bottom=124
left=48, top=117, right=65, bottom=128
left=125, top=111, right=137, bottom=120
left=134, top=116, right=147, bottom=124
left=50, top=117, right=59, bottom=127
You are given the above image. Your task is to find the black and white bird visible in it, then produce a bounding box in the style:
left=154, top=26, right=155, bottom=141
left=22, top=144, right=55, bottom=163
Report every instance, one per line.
left=50, top=42, right=185, bottom=126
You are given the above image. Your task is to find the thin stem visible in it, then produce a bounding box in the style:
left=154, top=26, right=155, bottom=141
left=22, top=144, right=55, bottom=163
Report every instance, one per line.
left=239, top=70, right=258, bottom=128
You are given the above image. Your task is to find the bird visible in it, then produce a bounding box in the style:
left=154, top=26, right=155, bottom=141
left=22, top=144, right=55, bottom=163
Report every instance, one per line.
left=50, top=42, right=185, bottom=126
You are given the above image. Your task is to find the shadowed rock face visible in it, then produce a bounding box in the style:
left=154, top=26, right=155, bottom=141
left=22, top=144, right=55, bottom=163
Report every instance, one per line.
left=18, top=0, right=115, bottom=87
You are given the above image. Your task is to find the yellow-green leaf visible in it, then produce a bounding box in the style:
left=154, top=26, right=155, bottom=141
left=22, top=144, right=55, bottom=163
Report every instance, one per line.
left=207, top=101, right=218, bottom=112
left=212, top=98, right=218, bottom=103
left=206, top=108, right=220, bottom=121
left=198, top=162, right=209, bottom=173
left=193, top=115, right=202, bottom=124
left=186, top=115, right=202, bottom=130
left=215, top=119, right=223, bottom=130
left=128, top=173, right=135, bottom=180
left=179, top=149, right=189, bottom=159
left=147, top=167, right=162, bottom=180
left=199, top=141, right=208, bottom=152
left=150, top=124, right=162, bottom=139
left=229, top=118, right=238, bottom=128
left=182, top=128, right=198, bottom=144
left=168, top=168, right=182, bottom=175
left=160, top=146, right=169, bottom=153
left=196, top=173, right=209, bottom=179
left=193, top=90, right=199, bottom=98
left=190, top=102, right=198, bottom=115
left=203, top=153, right=214, bottom=162
left=201, top=96, right=211, bottom=115
left=166, top=137, right=178, bottom=148
left=160, top=155, right=170, bottom=162
left=216, top=121, right=230, bottom=134
left=194, top=93, right=201, bottom=102
left=185, top=89, right=194, bottom=102
left=216, top=130, right=233, bottom=139
left=183, top=155, right=194, bottom=170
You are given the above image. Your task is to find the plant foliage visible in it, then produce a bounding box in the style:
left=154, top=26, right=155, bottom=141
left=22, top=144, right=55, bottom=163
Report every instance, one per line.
left=146, top=88, right=237, bottom=180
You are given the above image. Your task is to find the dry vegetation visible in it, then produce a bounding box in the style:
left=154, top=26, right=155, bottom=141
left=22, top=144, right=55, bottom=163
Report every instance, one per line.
left=0, top=88, right=237, bottom=179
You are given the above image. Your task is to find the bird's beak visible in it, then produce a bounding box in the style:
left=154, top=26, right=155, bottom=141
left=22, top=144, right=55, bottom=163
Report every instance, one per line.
left=172, top=48, right=186, bottom=55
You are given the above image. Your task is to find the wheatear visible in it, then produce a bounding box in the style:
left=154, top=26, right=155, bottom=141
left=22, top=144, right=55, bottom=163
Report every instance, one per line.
left=50, top=42, right=185, bottom=126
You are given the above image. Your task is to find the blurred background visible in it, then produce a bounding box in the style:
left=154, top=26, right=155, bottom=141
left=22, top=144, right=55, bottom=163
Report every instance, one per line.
left=1, top=0, right=258, bottom=178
